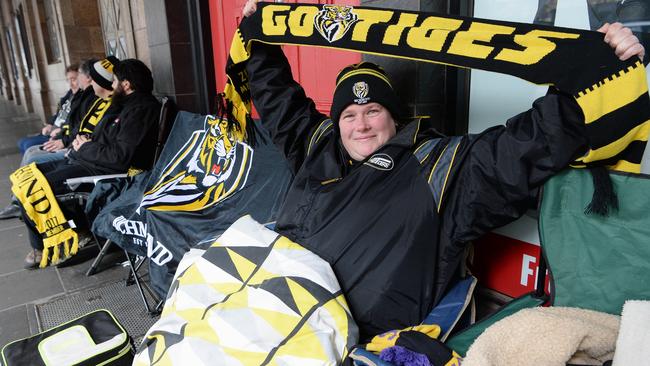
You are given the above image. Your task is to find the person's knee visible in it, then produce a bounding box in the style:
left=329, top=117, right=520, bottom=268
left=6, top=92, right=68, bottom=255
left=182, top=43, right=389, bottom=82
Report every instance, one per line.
left=22, top=145, right=46, bottom=165
left=17, top=137, right=29, bottom=153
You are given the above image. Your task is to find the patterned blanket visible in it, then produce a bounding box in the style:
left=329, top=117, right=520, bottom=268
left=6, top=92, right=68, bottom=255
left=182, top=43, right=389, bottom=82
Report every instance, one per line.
left=135, top=215, right=358, bottom=365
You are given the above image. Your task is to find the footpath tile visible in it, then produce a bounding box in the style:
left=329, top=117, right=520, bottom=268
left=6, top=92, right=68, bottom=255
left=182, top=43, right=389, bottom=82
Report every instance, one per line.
left=57, top=251, right=128, bottom=293
left=0, top=267, right=64, bottom=311
left=0, top=226, right=31, bottom=275
left=0, top=305, right=31, bottom=347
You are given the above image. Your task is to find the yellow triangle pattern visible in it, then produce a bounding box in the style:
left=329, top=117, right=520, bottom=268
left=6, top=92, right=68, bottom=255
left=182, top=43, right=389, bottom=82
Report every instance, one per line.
left=209, top=282, right=244, bottom=296
left=227, top=248, right=257, bottom=280
left=177, top=264, right=206, bottom=286
left=270, top=321, right=328, bottom=361
left=145, top=334, right=170, bottom=366
left=273, top=236, right=307, bottom=251
left=286, top=278, right=319, bottom=315
left=175, top=308, right=207, bottom=324
left=136, top=222, right=356, bottom=364
left=220, top=345, right=267, bottom=365
left=322, top=295, right=351, bottom=344
left=247, top=265, right=279, bottom=286
left=250, top=308, right=301, bottom=339
left=184, top=320, right=220, bottom=345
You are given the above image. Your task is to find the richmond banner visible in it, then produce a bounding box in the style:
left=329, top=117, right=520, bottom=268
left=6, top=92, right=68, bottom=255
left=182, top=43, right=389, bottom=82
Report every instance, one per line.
left=91, top=111, right=293, bottom=296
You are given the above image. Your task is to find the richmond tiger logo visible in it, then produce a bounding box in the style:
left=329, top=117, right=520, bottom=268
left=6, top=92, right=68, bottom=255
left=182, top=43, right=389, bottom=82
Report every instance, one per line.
left=353, top=81, right=369, bottom=104
left=314, top=5, right=359, bottom=43
left=137, top=115, right=253, bottom=212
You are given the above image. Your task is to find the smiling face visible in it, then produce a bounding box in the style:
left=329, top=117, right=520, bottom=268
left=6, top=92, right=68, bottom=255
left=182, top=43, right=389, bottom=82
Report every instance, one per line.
left=338, top=102, right=397, bottom=161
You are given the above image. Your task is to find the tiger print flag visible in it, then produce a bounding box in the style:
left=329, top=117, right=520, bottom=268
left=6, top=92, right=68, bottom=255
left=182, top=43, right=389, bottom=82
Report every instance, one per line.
left=90, top=111, right=292, bottom=297
left=224, top=2, right=649, bottom=173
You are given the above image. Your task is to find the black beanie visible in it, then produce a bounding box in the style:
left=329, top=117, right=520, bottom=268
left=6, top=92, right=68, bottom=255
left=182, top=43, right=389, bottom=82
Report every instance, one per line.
left=330, top=62, right=403, bottom=124
left=89, top=56, right=119, bottom=91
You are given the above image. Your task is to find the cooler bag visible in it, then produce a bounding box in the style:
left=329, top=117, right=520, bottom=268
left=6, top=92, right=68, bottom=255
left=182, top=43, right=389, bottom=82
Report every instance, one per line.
left=1, top=309, right=133, bottom=366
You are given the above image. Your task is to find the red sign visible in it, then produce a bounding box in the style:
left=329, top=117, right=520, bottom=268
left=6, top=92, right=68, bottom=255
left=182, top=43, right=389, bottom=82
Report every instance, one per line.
left=471, top=232, right=550, bottom=298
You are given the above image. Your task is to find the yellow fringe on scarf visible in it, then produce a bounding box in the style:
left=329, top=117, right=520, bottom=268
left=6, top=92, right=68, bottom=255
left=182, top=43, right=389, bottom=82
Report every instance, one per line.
left=10, top=163, right=79, bottom=268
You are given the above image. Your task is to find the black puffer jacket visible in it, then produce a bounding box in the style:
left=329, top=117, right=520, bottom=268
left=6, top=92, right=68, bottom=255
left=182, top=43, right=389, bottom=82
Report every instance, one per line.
left=247, top=43, right=588, bottom=340
left=68, top=91, right=160, bottom=175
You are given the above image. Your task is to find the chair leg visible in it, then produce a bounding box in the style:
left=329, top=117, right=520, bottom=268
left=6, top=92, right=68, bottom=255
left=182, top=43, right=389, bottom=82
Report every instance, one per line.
left=86, top=239, right=113, bottom=276
left=125, top=256, right=147, bottom=286
left=124, top=249, right=162, bottom=317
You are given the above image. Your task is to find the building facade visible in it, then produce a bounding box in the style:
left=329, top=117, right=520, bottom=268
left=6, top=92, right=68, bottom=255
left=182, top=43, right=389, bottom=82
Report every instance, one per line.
left=0, top=0, right=213, bottom=121
left=0, top=0, right=105, bottom=120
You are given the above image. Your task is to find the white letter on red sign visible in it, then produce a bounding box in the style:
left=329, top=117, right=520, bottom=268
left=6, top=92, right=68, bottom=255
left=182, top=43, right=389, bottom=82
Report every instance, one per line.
left=520, top=254, right=536, bottom=286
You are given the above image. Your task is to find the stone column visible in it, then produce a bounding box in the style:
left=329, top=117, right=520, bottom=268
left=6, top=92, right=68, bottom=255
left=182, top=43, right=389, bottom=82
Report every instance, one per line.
left=57, top=0, right=104, bottom=64
left=8, top=2, right=33, bottom=113
left=0, top=2, right=16, bottom=100
left=23, top=0, right=49, bottom=119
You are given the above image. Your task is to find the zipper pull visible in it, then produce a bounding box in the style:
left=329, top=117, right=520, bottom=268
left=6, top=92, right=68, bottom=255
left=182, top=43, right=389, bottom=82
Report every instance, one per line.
left=320, top=177, right=342, bottom=186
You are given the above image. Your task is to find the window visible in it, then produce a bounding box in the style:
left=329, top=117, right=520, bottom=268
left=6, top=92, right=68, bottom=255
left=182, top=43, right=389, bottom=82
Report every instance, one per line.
left=39, top=0, right=61, bottom=63
left=14, top=5, right=33, bottom=77
left=5, top=28, right=19, bottom=80
left=535, top=0, right=650, bottom=39
left=99, top=0, right=132, bottom=59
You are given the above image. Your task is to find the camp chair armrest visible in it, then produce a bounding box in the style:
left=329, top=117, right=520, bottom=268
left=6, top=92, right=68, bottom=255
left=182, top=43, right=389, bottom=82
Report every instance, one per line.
left=65, top=174, right=128, bottom=190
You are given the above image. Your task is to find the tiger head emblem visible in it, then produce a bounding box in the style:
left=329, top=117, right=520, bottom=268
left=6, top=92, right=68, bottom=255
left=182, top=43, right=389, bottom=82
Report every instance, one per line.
left=352, top=81, right=369, bottom=104
left=137, top=115, right=253, bottom=212
left=314, top=5, right=359, bottom=43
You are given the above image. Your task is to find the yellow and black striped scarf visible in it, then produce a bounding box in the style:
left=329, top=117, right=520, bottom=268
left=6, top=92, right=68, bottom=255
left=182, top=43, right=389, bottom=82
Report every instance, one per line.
left=224, top=2, right=649, bottom=174
left=78, top=97, right=112, bottom=135
left=10, top=163, right=78, bottom=267
left=61, top=96, right=112, bottom=139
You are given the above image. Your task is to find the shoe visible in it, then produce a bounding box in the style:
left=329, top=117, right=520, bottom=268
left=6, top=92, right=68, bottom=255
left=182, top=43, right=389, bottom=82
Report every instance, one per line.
left=24, top=249, right=43, bottom=269
left=77, top=230, right=95, bottom=248
left=0, top=203, right=21, bottom=220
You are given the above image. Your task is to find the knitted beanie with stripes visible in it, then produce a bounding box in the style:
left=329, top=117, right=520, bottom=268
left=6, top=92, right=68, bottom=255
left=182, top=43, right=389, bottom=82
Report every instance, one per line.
left=90, top=56, right=119, bottom=91
left=330, top=62, right=403, bottom=124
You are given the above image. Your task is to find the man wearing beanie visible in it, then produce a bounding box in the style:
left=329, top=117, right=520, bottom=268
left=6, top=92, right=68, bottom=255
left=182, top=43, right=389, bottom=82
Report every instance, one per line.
left=17, top=56, right=160, bottom=268
left=243, top=0, right=645, bottom=344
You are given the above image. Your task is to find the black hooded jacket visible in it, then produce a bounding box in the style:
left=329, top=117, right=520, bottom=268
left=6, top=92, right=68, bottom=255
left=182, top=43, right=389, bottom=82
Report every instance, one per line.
left=246, top=43, right=588, bottom=340
left=68, top=91, right=160, bottom=175
left=61, top=87, right=101, bottom=147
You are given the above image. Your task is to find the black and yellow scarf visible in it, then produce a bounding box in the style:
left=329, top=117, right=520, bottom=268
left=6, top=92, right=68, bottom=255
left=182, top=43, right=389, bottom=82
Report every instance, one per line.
left=224, top=2, right=649, bottom=174
left=78, top=97, right=112, bottom=135
left=10, top=163, right=78, bottom=267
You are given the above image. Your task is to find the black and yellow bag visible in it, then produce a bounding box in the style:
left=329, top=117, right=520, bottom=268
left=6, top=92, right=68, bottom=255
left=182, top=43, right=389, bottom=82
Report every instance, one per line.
left=1, top=309, right=133, bottom=366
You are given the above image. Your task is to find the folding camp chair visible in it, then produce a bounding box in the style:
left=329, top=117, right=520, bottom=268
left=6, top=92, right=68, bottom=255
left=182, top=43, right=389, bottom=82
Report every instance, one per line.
left=445, top=168, right=650, bottom=356
left=85, top=96, right=176, bottom=276
left=57, top=96, right=177, bottom=316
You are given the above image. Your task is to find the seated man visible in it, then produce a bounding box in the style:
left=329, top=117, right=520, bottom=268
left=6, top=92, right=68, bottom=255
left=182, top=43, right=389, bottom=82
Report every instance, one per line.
left=16, top=65, right=79, bottom=154
left=15, top=57, right=161, bottom=268
left=242, top=0, right=645, bottom=342
left=0, top=59, right=105, bottom=220
left=29, top=58, right=103, bottom=164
